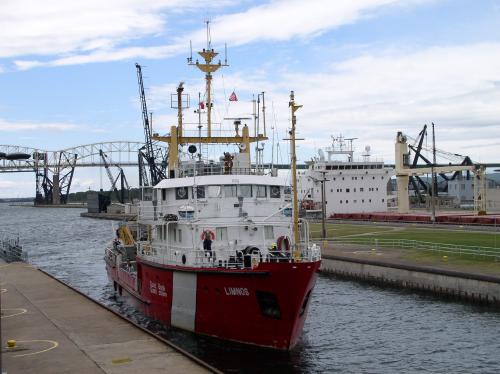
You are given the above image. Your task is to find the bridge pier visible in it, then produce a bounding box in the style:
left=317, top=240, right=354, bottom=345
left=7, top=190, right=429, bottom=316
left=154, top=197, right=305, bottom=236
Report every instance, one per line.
left=52, top=173, right=60, bottom=205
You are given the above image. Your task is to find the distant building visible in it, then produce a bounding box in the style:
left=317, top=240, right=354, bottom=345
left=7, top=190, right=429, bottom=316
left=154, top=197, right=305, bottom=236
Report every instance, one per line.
left=297, top=135, right=393, bottom=216
left=447, top=172, right=500, bottom=210
left=447, top=173, right=474, bottom=203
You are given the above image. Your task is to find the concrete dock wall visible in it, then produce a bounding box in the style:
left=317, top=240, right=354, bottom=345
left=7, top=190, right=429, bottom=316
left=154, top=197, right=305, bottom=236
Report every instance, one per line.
left=321, top=255, right=500, bottom=305
left=0, top=262, right=218, bottom=374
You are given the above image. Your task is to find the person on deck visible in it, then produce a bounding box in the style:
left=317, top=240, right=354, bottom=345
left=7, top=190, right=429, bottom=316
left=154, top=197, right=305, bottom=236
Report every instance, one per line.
left=203, top=231, right=212, bottom=253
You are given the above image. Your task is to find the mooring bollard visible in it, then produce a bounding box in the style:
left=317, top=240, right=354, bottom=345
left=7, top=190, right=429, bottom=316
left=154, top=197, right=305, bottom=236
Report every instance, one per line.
left=7, top=339, right=17, bottom=348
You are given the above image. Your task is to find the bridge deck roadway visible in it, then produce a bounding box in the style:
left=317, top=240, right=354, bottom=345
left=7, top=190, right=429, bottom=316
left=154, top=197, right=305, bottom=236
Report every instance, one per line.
left=0, top=262, right=210, bottom=374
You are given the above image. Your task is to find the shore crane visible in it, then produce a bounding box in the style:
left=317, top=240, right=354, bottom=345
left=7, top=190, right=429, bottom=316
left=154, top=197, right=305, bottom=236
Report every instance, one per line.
left=99, top=149, right=130, bottom=204
left=135, top=63, right=167, bottom=186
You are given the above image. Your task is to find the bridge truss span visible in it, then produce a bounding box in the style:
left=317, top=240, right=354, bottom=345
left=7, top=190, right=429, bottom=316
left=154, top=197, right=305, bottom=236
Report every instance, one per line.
left=0, top=141, right=152, bottom=172
left=0, top=141, right=168, bottom=205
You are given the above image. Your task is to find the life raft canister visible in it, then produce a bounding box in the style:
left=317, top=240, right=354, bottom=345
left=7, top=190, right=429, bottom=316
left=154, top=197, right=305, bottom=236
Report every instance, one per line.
left=201, top=230, right=216, bottom=241
left=276, top=236, right=291, bottom=252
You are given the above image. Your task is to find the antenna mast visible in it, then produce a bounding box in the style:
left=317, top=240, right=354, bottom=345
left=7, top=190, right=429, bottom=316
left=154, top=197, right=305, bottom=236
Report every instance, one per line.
left=188, top=20, right=227, bottom=137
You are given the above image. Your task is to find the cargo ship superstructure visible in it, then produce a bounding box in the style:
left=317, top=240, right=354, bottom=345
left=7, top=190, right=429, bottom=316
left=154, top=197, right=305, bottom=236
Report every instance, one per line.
left=105, top=29, right=321, bottom=350
left=298, top=136, right=393, bottom=215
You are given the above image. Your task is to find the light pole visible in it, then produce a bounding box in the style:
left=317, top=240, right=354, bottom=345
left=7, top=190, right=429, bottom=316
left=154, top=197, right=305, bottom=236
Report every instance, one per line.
left=310, top=173, right=329, bottom=239
left=321, top=171, right=328, bottom=239
left=431, top=122, right=437, bottom=223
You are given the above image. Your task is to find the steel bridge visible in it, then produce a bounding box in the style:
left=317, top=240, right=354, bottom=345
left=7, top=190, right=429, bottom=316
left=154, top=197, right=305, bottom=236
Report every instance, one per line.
left=0, top=141, right=154, bottom=204
left=0, top=141, right=147, bottom=172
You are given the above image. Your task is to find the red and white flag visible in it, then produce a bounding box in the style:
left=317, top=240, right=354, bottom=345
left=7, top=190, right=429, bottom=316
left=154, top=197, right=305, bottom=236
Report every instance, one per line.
left=229, top=91, right=238, bottom=101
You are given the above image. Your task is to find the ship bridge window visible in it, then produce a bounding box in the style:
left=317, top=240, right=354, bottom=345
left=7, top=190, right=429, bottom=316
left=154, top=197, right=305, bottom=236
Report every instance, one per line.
left=175, top=187, right=188, bottom=200
left=208, top=185, right=221, bottom=198
left=224, top=185, right=237, bottom=197
left=264, top=226, right=274, bottom=240
left=194, top=186, right=205, bottom=199
left=270, top=186, right=281, bottom=198
left=216, top=227, right=228, bottom=241
left=256, top=291, right=281, bottom=320
left=326, top=165, right=332, bottom=170
left=332, top=166, right=339, bottom=170
left=238, top=185, right=252, bottom=198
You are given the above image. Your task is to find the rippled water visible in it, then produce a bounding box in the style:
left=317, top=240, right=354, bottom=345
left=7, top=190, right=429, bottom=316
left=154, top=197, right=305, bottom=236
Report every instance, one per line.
left=1, top=203, right=500, bottom=373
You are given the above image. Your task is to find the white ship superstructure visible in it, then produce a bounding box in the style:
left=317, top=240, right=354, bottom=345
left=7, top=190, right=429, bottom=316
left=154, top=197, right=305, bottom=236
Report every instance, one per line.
left=105, top=24, right=321, bottom=350
left=298, top=136, right=393, bottom=215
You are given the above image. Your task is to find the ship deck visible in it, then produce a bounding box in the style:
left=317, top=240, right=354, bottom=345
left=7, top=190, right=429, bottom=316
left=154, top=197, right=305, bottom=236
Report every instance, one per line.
left=0, top=261, right=216, bottom=373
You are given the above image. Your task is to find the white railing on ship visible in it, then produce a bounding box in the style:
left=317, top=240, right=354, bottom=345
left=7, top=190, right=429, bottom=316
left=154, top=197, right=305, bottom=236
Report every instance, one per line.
left=139, top=244, right=321, bottom=269
left=138, top=201, right=294, bottom=222
left=177, top=167, right=266, bottom=177
left=137, top=220, right=320, bottom=268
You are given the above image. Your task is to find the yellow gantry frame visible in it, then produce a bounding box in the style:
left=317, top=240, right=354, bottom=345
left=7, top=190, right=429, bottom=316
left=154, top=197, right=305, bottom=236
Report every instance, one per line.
left=154, top=125, right=268, bottom=173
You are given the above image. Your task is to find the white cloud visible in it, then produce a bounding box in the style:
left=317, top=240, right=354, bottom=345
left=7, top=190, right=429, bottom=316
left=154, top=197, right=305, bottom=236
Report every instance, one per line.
left=11, top=0, right=427, bottom=68
left=147, top=42, right=500, bottom=163
left=0, top=118, right=78, bottom=131
left=0, top=180, right=17, bottom=188
left=0, top=179, right=34, bottom=198
left=281, top=42, right=500, bottom=162
left=1, top=0, right=231, bottom=60
left=206, top=0, right=409, bottom=45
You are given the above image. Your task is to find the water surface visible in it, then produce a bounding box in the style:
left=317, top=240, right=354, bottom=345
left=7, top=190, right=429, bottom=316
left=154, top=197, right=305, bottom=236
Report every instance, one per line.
left=1, top=203, right=499, bottom=373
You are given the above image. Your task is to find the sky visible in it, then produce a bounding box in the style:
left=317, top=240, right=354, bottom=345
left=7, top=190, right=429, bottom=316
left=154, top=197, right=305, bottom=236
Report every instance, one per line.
left=1, top=0, right=500, bottom=197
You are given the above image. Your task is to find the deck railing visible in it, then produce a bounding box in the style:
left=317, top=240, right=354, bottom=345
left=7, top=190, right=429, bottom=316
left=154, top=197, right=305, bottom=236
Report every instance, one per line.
left=136, top=220, right=320, bottom=269
left=139, top=243, right=321, bottom=269
left=320, top=237, right=500, bottom=261
left=0, top=235, right=27, bottom=262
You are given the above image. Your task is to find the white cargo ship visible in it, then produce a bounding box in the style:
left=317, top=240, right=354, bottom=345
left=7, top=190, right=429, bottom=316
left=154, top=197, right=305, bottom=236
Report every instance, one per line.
left=298, top=135, right=393, bottom=216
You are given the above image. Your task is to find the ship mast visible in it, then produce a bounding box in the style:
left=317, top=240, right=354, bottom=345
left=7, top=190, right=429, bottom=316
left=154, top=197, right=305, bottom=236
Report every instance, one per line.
left=189, top=21, right=226, bottom=137
left=152, top=21, right=268, bottom=177
left=289, top=91, right=302, bottom=250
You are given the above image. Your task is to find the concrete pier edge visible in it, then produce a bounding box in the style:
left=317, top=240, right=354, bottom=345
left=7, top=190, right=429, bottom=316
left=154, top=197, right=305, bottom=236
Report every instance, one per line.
left=37, top=267, right=222, bottom=374
left=321, top=254, right=500, bottom=305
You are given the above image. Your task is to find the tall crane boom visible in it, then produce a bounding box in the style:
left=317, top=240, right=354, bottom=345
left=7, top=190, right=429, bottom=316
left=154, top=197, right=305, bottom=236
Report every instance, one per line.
left=135, top=63, right=166, bottom=186
left=99, top=149, right=129, bottom=204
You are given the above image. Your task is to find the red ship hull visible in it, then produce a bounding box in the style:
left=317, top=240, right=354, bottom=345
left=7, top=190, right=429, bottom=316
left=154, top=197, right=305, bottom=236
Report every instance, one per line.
left=107, top=257, right=320, bottom=350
